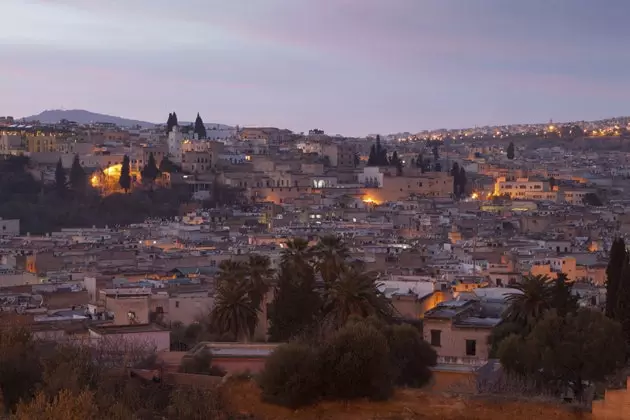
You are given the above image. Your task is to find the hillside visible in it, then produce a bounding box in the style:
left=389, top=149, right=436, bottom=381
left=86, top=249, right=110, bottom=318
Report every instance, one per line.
left=222, top=380, right=588, bottom=420
left=23, top=109, right=155, bottom=128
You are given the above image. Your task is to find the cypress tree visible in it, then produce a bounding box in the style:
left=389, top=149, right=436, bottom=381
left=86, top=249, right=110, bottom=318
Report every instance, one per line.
left=606, top=238, right=627, bottom=318
left=69, top=154, right=86, bottom=192
left=172, top=112, right=178, bottom=127
left=432, top=145, right=439, bottom=161
left=194, top=113, right=207, bottom=139
left=54, top=158, right=66, bottom=195
left=451, top=162, right=460, bottom=197
left=119, top=155, right=131, bottom=192
left=615, top=255, right=630, bottom=348
left=141, top=152, right=160, bottom=183
left=166, top=113, right=175, bottom=133
left=367, top=145, right=376, bottom=166
left=459, top=167, right=467, bottom=196
left=507, top=142, right=515, bottom=160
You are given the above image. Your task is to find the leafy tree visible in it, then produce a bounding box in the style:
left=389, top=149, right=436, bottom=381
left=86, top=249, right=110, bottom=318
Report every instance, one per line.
left=319, top=322, right=394, bottom=401
left=0, top=325, right=42, bottom=410
left=54, top=158, right=66, bottom=195
left=141, top=152, right=160, bottom=183
left=507, top=142, right=515, bottom=159
left=258, top=342, right=321, bottom=408
left=606, top=238, right=627, bottom=318
left=118, top=155, right=131, bottom=192
left=432, top=145, right=439, bottom=161
left=583, top=192, right=603, bottom=206
left=386, top=324, right=437, bottom=387
left=210, top=267, right=258, bottom=342
left=69, top=155, right=86, bottom=192
left=159, top=156, right=181, bottom=173
left=194, top=113, right=207, bottom=139
left=499, top=309, right=625, bottom=400
left=321, top=266, right=392, bottom=329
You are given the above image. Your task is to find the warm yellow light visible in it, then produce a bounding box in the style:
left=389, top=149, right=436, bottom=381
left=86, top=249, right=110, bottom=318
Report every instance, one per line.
left=90, top=175, right=100, bottom=187
left=362, top=196, right=380, bottom=205
left=471, top=192, right=479, bottom=199
left=548, top=125, right=556, bottom=132
left=103, top=163, right=122, bottom=177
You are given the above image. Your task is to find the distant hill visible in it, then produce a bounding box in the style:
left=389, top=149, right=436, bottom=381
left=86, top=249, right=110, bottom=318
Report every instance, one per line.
left=23, top=110, right=155, bottom=128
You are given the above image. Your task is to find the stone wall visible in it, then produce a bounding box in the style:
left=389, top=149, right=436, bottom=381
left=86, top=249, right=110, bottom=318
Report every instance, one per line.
left=592, top=377, right=630, bottom=419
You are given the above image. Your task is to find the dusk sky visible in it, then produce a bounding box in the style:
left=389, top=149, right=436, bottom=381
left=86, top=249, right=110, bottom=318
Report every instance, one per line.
left=1, top=0, right=629, bottom=136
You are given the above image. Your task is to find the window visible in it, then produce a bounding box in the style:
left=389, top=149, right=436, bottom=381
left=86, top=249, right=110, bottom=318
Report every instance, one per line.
left=175, top=301, right=180, bottom=308
left=430, top=329, right=441, bottom=347
left=466, top=339, right=477, bottom=356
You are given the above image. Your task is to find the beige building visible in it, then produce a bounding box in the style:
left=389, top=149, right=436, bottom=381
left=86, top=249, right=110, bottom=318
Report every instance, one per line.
left=494, top=177, right=558, bottom=201
left=26, top=135, right=56, bottom=153
left=423, top=300, right=500, bottom=368
left=102, top=287, right=213, bottom=327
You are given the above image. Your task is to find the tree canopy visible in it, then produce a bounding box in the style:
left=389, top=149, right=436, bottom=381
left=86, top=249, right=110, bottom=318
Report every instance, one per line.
left=69, top=155, right=86, bottom=192
left=54, top=158, right=66, bottom=195
left=118, top=155, right=131, bottom=192
left=194, top=113, right=207, bottom=139
left=141, top=152, right=160, bottom=183
left=507, top=142, right=515, bottom=159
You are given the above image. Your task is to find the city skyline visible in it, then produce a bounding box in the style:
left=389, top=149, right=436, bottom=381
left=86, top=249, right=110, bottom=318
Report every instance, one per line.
left=2, top=0, right=629, bottom=136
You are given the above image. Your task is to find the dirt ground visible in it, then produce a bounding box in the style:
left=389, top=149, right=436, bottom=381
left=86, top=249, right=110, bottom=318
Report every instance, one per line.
left=222, top=380, right=590, bottom=420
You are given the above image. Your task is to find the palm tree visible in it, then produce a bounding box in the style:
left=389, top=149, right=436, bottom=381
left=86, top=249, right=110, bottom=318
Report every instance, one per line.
left=281, top=238, right=314, bottom=281
left=322, top=266, right=393, bottom=329
left=313, top=235, right=349, bottom=287
left=216, top=260, right=247, bottom=284
left=504, top=274, right=553, bottom=329
left=210, top=280, right=258, bottom=342
left=245, top=254, right=275, bottom=308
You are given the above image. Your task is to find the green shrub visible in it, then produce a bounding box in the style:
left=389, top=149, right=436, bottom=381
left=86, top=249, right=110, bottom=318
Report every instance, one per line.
left=258, top=342, right=321, bottom=408
left=387, top=324, right=436, bottom=387
left=178, top=349, right=226, bottom=376
left=319, top=322, right=394, bottom=401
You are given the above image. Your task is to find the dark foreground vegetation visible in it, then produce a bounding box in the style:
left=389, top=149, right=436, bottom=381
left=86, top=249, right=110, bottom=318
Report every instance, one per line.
left=0, top=321, right=250, bottom=419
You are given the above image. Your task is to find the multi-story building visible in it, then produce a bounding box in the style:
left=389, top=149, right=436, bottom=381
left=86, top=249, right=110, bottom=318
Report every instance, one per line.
left=26, top=135, right=56, bottom=153
left=494, top=177, right=558, bottom=201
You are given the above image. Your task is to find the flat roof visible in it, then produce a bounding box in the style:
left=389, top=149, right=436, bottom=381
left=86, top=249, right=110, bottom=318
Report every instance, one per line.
left=89, top=323, right=168, bottom=335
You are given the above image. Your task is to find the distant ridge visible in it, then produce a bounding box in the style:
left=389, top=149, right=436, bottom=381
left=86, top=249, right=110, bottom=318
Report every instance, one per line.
left=22, top=109, right=234, bottom=130
left=23, top=109, right=155, bottom=128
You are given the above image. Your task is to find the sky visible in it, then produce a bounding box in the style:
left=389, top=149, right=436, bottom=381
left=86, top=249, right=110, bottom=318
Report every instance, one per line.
left=1, top=0, right=629, bottom=136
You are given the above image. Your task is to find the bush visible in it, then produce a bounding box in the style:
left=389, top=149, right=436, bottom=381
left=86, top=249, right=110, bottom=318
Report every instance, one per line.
left=258, top=342, right=321, bottom=408
left=179, top=349, right=226, bottom=376
left=387, top=324, right=437, bottom=387
left=319, top=322, right=394, bottom=401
